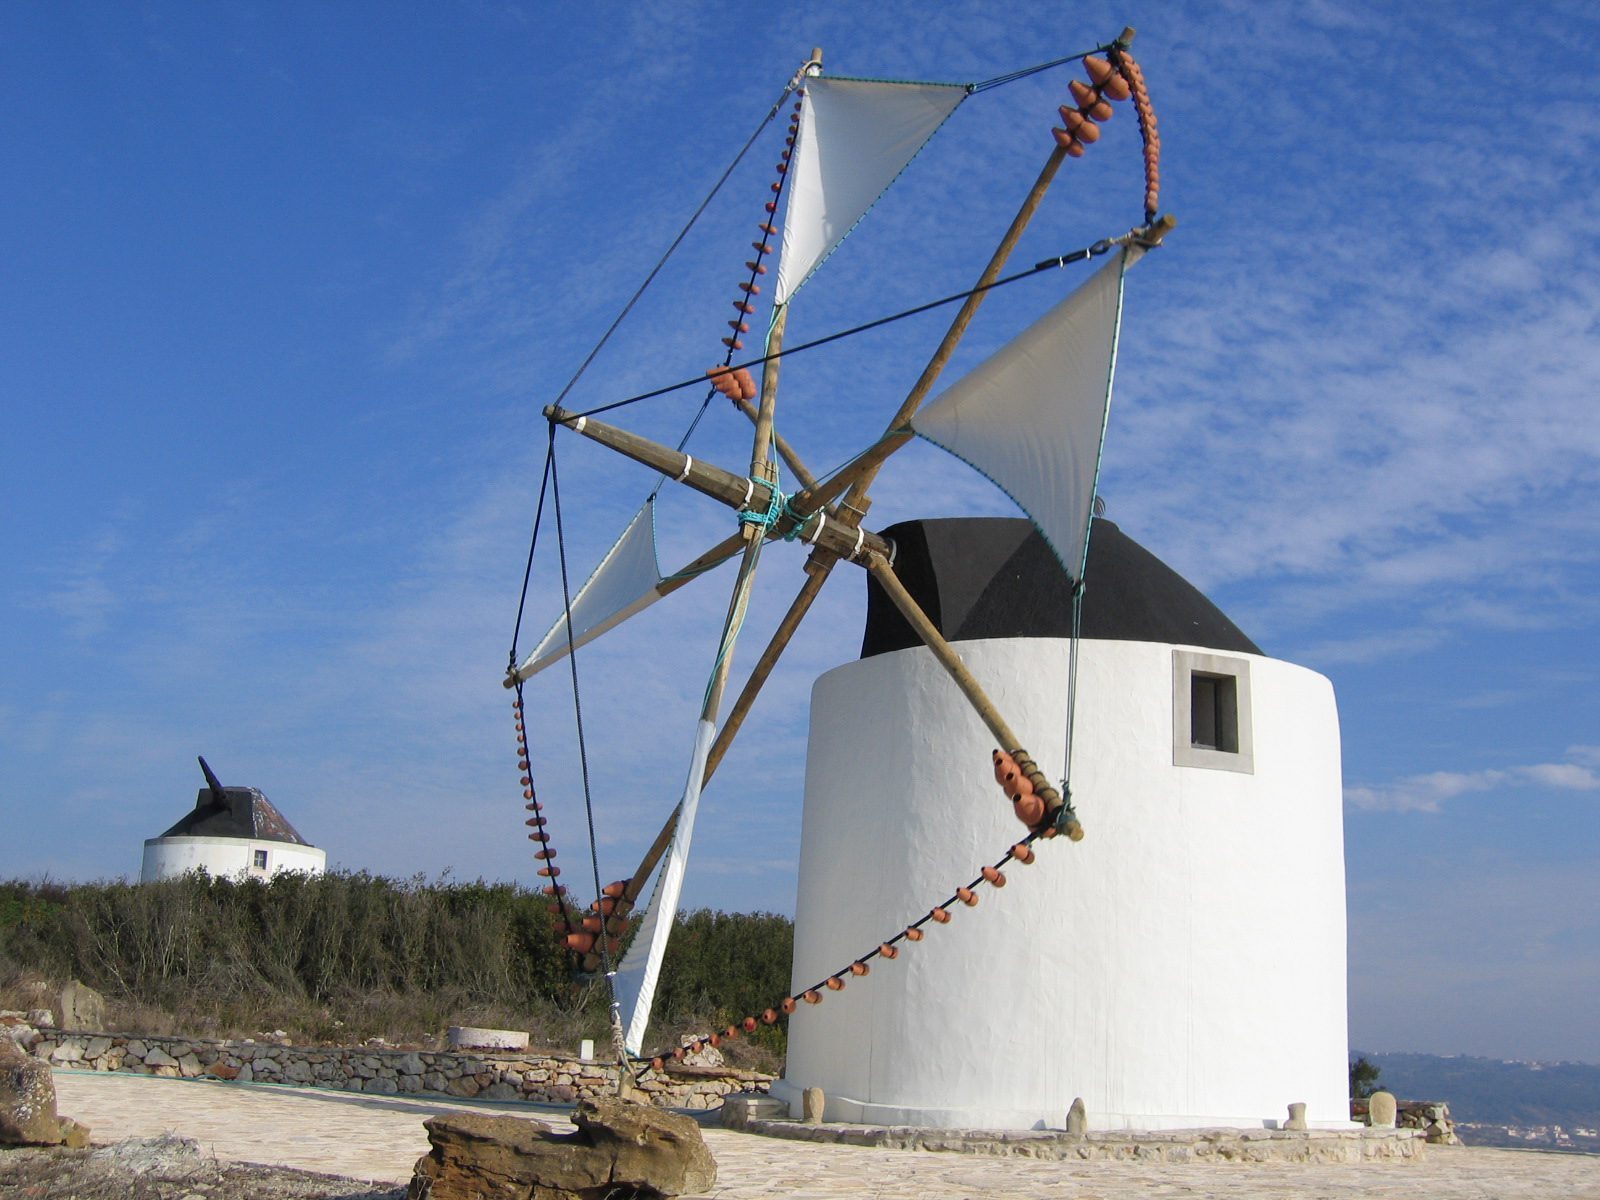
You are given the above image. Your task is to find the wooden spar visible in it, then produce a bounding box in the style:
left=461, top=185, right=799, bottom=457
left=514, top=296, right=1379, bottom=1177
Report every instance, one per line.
left=731, top=393, right=818, bottom=490
left=705, top=547, right=834, bottom=778
left=609, top=47, right=829, bottom=968
left=866, top=551, right=1081, bottom=840
left=542, top=405, right=894, bottom=564
left=624, top=556, right=837, bottom=896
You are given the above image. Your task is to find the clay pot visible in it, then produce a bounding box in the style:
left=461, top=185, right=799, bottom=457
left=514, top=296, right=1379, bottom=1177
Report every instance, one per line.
left=1014, top=793, right=1046, bottom=826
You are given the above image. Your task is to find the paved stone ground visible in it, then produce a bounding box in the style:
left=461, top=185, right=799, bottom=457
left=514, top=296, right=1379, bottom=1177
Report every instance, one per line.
left=52, top=1070, right=1600, bottom=1198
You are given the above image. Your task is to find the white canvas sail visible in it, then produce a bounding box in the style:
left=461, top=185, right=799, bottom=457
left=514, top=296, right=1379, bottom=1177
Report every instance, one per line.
left=515, top=500, right=664, bottom=681
left=612, top=718, right=716, bottom=1055
left=775, top=76, right=967, bottom=305
left=911, top=245, right=1143, bottom=581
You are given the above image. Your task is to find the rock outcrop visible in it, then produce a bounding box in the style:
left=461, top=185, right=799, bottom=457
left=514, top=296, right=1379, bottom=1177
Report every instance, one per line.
left=54, top=981, right=106, bottom=1034
left=408, top=1098, right=716, bottom=1200
left=0, top=1038, right=90, bottom=1148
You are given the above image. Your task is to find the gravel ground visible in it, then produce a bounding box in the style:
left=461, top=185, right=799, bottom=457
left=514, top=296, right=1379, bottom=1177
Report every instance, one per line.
left=44, top=1071, right=1600, bottom=1199
left=0, top=1136, right=404, bottom=1200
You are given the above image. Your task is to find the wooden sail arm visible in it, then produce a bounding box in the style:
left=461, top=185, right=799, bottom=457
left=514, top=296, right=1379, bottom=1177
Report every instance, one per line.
left=543, top=404, right=894, bottom=565
left=865, top=551, right=1082, bottom=840
left=705, top=547, right=835, bottom=778
left=730, top=393, right=820, bottom=492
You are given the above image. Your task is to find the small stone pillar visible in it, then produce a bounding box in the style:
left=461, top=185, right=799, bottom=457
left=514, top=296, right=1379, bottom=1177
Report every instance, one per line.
left=1284, top=1102, right=1307, bottom=1131
left=1066, top=1097, right=1088, bottom=1136
left=802, top=1086, right=826, bottom=1124
left=1368, top=1091, right=1397, bottom=1128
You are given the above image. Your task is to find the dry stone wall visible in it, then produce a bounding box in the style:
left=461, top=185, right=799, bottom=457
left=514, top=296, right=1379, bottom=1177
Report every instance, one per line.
left=7, top=1017, right=768, bottom=1111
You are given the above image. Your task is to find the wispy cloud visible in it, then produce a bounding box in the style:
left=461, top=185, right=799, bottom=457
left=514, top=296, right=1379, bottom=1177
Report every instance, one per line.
left=1347, top=752, right=1600, bottom=813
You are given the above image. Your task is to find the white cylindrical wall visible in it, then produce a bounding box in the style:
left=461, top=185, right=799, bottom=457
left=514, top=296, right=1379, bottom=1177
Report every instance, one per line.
left=140, top=836, right=326, bottom=883
left=773, top=637, right=1348, bottom=1131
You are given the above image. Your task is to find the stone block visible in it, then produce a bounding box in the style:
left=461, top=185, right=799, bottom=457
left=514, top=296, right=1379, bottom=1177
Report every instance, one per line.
left=178, top=1053, right=202, bottom=1077
left=54, top=1037, right=90, bottom=1063
left=447, top=1026, right=529, bottom=1052
left=802, top=1086, right=826, bottom=1124
left=720, top=1093, right=785, bottom=1128
left=55, top=980, right=106, bottom=1032
left=1067, top=1097, right=1088, bottom=1136
left=1368, top=1091, right=1397, bottom=1128
left=1285, top=1102, right=1308, bottom=1131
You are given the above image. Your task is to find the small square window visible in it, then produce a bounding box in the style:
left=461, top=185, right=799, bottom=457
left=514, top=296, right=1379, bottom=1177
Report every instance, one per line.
left=1173, top=650, right=1253, bottom=774
left=253, top=849, right=269, bottom=870
left=1190, top=672, right=1239, bottom=753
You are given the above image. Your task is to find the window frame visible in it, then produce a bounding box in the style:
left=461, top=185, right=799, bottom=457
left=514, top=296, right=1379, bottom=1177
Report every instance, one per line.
left=1172, top=649, right=1254, bottom=774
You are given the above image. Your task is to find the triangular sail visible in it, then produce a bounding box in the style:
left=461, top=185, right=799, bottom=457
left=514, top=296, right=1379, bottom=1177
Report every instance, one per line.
left=515, top=500, right=665, bottom=681
left=774, top=76, right=967, bottom=306
left=612, top=718, right=715, bottom=1055
left=911, top=245, right=1143, bottom=581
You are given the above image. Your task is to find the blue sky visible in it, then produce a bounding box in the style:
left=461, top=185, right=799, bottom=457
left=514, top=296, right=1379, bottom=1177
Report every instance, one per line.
left=3, top=3, right=1597, bottom=1063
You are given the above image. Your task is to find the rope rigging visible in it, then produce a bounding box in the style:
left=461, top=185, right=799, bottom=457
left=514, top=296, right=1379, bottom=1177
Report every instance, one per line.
left=571, top=229, right=1144, bottom=423
left=635, top=811, right=1053, bottom=1073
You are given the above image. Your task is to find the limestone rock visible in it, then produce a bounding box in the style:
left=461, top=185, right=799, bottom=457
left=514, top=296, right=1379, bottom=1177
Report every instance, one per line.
left=573, top=1097, right=716, bottom=1195
left=678, top=1036, right=724, bottom=1069
left=409, top=1098, right=716, bottom=1200
left=1066, top=1096, right=1088, bottom=1136
left=1368, top=1090, right=1397, bottom=1128
left=58, top=1116, right=92, bottom=1149
left=1284, top=1101, right=1307, bottom=1131
left=89, top=1133, right=207, bottom=1178
left=0, top=1036, right=88, bottom=1147
left=55, top=980, right=106, bottom=1032
left=802, top=1086, right=825, bottom=1124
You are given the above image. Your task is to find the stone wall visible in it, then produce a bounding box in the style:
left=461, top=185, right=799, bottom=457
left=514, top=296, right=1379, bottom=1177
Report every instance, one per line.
left=4, top=1017, right=769, bottom=1111
left=1350, top=1097, right=1460, bottom=1145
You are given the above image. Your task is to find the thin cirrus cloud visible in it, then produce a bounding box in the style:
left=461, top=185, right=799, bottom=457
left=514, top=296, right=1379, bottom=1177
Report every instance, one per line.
left=1346, top=753, right=1600, bottom=813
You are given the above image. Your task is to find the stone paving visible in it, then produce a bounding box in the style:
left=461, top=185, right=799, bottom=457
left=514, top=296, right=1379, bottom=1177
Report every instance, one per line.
left=52, top=1069, right=1600, bottom=1198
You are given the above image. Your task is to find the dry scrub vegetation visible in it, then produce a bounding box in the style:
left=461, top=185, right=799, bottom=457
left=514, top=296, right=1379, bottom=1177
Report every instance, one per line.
left=0, top=874, right=791, bottom=1072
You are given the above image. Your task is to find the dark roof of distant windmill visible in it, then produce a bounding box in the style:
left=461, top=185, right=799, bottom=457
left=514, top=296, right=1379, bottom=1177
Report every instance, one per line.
left=158, top=786, right=313, bottom=846
left=862, top=516, right=1262, bottom=659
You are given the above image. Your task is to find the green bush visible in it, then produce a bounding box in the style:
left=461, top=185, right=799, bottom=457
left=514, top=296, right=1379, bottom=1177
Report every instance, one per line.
left=0, top=874, right=794, bottom=1065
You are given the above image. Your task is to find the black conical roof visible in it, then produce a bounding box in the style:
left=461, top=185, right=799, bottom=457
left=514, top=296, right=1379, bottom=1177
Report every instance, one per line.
left=159, top=787, right=313, bottom=846
left=861, top=517, right=1260, bottom=659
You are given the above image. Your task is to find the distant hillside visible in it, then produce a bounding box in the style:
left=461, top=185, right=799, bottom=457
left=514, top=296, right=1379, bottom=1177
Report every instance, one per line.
left=1361, top=1051, right=1600, bottom=1150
